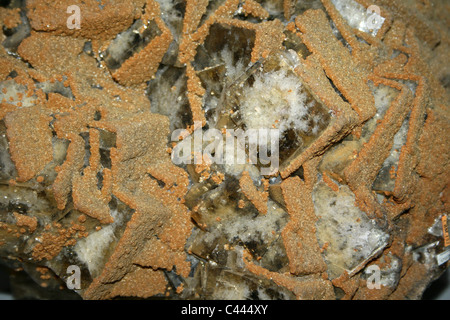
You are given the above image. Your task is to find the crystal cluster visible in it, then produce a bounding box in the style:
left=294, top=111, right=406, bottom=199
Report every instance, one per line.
left=0, top=0, right=449, bottom=300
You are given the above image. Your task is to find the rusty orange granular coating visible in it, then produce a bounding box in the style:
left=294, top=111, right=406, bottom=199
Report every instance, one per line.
left=26, top=0, right=140, bottom=40
left=13, top=212, right=37, bottom=233
left=211, top=172, right=225, bottom=185
left=320, top=242, right=330, bottom=253
left=242, top=0, right=269, bottom=19
left=104, top=266, right=167, bottom=299
left=4, top=106, right=53, bottom=182
left=442, top=215, right=450, bottom=247
left=72, top=129, right=114, bottom=224
left=52, top=134, right=85, bottom=210
left=32, top=231, right=74, bottom=261
left=36, top=267, right=51, bottom=280
left=77, top=215, right=87, bottom=223
left=18, top=33, right=86, bottom=76
left=280, top=159, right=327, bottom=276
left=322, top=172, right=339, bottom=193
left=242, top=249, right=335, bottom=300
left=239, top=171, right=268, bottom=215
left=176, top=283, right=184, bottom=294
left=82, top=112, right=192, bottom=299
left=296, top=9, right=375, bottom=123
left=112, top=9, right=173, bottom=87
left=3, top=8, right=21, bottom=29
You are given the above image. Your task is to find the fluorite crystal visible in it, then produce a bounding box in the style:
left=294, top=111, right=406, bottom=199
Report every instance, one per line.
left=0, top=0, right=449, bottom=300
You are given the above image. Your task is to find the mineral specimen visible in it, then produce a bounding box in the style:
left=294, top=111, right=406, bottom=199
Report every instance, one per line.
left=0, top=0, right=449, bottom=300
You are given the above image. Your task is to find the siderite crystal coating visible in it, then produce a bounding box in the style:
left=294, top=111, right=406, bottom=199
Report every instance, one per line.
left=0, top=0, right=449, bottom=300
